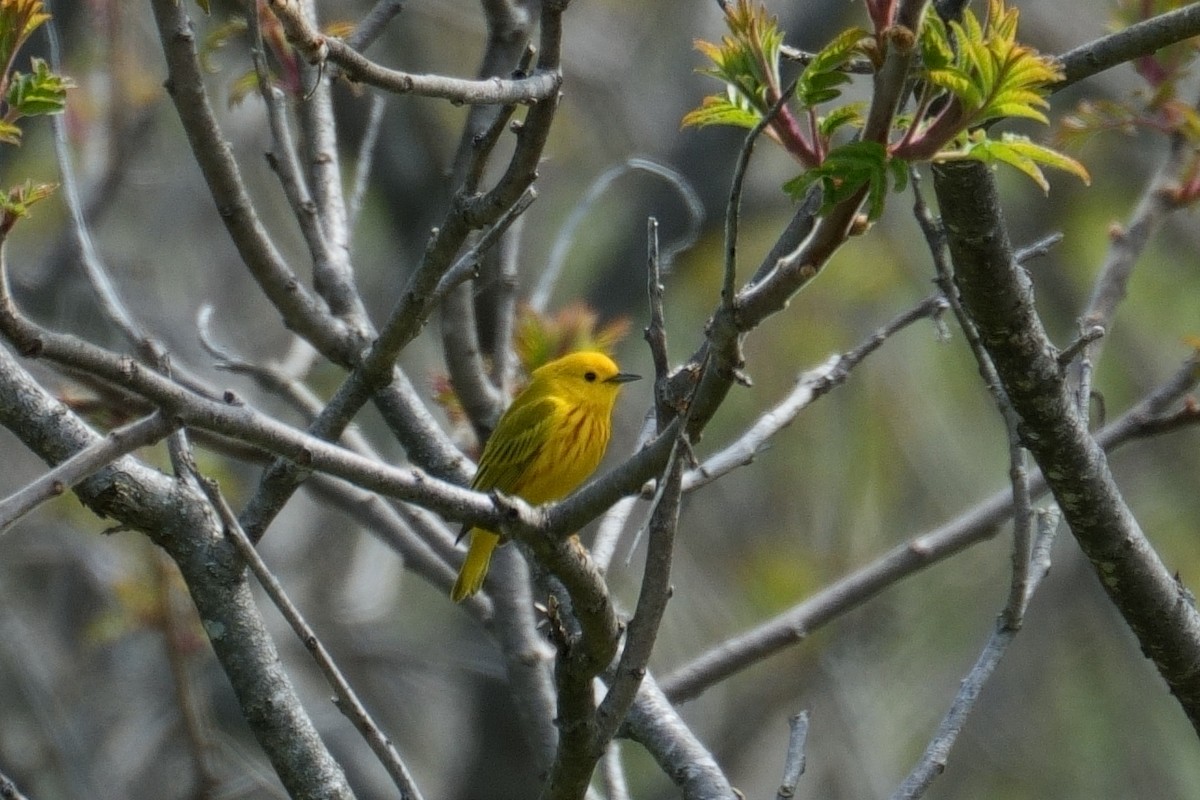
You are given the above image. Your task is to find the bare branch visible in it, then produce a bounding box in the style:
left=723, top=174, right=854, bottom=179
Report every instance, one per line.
left=595, top=444, right=685, bottom=741
left=1056, top=3, right=1200, bottom=91
left=685, top=294, right=947, bottom=492
left=346, top=0, right=405, bottom=51
left=933, top=157, right=1200, bottom=733
left=0, top=770, right=31, bottom=800
left=347, top=94, right=387, bottom=237
left=659, top=355, right=1200, bottom=703
left=889, top=510, right=1060, bottom=800
left=268, top=0, right=559, bottom=104
left=149, top=0, right=356, bottom=363
left=0, top=412, right=178, bottom=533
left=910, top=174, right=1033, bottom=630
left=1071, top=127, right=1200, bottom=411
left=0, top=344, right=356, bottom=800
left=197, top=475, right=425, bottom=800
left=620, top=677, right=736, bottom=799
left=776, top=710, right=810, bottom=800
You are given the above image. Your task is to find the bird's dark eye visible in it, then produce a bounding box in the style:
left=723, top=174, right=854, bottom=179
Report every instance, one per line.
left=584, top=371, right=597, bottom=382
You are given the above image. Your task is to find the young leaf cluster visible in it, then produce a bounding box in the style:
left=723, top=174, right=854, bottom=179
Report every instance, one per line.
left=1056, top=0, right=1200, bottom=206
left=685, top=0, right=1089, bottom=221
left=0, top=0, right=70, bottom=229
left=682, top=0, right=870, bottom=168
left=902, top=0, right=1089, bottom=190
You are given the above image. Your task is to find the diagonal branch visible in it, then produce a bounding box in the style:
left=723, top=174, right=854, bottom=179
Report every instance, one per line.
left=149, top=0, right=355, bottom=363
left=1056, top=3, right=1200, bottom=92
left=932, top=157, right=1200, bottom=735
left=0, top=343, right=357, bottom=800
left=659, top=355, right=1200, bottom=703
left=0, top=412, right=178, bottom=533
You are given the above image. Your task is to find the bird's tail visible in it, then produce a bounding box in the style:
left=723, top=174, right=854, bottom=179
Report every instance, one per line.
left=451, top=529, right=500, bottom=602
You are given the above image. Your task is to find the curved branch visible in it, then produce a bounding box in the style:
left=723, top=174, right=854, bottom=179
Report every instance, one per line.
left=149, top=0, right=355, bottom=363
left=268, top=0, right=560, bottom=104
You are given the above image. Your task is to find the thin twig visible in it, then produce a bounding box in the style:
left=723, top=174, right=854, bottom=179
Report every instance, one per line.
left=0, top=413, right=178, bottom=533
left=594, top=441, right=685, bottom=743
left=911, top=172, right=1033, bottom=630
left=155, top=550, right=221, bottom=796
left=933, top=157, right=1200, bottom=733
left=346, top=0, right=404, bottom=51
left=0, top=770, right=31, bottom=800
left=149, top=0, right=355, bottom=362
left=683, top=294, right=947, bottom=493
left=1056, top=3, right=1200, bottom=91
left=195, top=475, right=426, bottom=800
left=723, top=79, right=799, bottom=309
left=347, top=94, right=387, bottom=238
left=294, top=0, right=368, bottom=326
left=888, top=510, right=1060, bottom=800
left=269, top=0, right=559, bottom=104
left=644, top=217, right=671, bottom=428
left=659, top=355, right=1200, bottom=703
left=776, top=710, right=810, bottom=800
left=592, top=413, right=657, bottom=575
left=1071, top=125, right=1198, bottom=415
left=248, top=7, right=335, bottom=286
left=600, top=741, right=632, bottom=800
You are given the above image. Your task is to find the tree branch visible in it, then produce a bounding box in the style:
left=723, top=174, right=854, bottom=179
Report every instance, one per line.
left=149, top=0, right=356, bottom=363
left=0, top=412, right=178, bottom=533
left=0, top=343, right=356, bottom=799
left=889, top=510, right=1060, bottom=800
left=659, top=354, right=1200, bottom=703
left=268, top=0, right=560, bottom=104
left=1056, top=3, right=1200, bottom=92
left=932, top=157, right=1200, bottom=734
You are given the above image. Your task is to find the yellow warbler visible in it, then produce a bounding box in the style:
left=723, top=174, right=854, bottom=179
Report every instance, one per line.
left=451, top=351, right=640, bottom=602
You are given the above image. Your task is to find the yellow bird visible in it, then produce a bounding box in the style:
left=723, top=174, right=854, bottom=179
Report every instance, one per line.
left=451, top=351, right=640, bottom=602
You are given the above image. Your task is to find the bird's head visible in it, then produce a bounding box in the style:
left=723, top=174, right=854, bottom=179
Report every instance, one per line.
left=530, top=351, right=641, bottom=407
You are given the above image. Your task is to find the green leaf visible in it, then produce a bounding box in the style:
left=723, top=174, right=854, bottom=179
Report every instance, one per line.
left=691, top=0, right=785, bottom=112
left=0, top=119, right=20, bottom=145
left=681, top=92, right=763, bottom=131
left=796, top=26, right=869, bottom=109
left=938, top=131, right=1090, bottom=193
left=819, top=102, right=865, bottom=139
left=6, top=57, right=72, bottom=117
left=784, top=140, right=898, bottom=220
left=0, top=0, right=51, bottom=75
left=0, top=179, right=56, bottom=234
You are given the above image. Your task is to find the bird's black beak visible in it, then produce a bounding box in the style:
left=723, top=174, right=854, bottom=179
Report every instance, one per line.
left=607, top=372, right=641, bottom=384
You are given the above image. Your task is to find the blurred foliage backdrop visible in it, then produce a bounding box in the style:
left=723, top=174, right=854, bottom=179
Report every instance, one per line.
left=0, top=0, right=1199, bottom=798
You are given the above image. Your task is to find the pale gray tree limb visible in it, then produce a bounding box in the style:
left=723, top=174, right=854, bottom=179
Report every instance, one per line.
left=775, top=710, right=810, bottom=800
left=0, top=412, right=178, bottom=533
left=268, top=0, right=560, bottom=105
left=1057, top=2, right=1200, bottom=91
left=0, top=343, right=356, bottom=800
left=149, top=0, right=357, bottom=363
left=198, top=476, right=425, bottom=800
